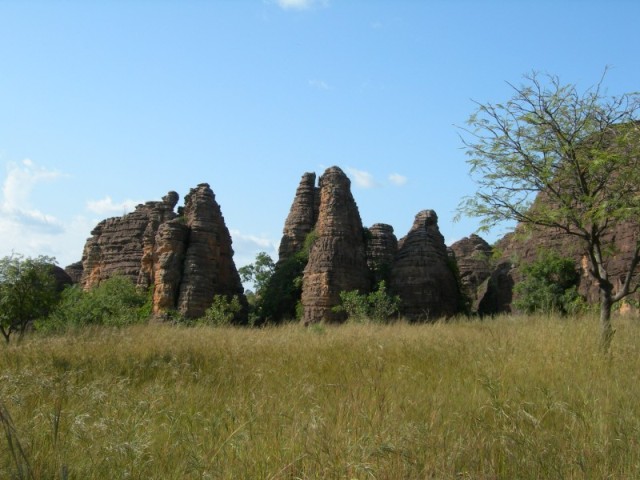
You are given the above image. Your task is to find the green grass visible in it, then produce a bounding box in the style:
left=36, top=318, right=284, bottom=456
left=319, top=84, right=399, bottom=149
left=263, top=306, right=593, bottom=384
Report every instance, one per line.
left=2, top=315, right=640, bottom=479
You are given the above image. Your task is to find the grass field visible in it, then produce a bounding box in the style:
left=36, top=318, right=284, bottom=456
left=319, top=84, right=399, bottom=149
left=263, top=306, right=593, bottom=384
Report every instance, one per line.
left=2, top=315, right=640, bottom=479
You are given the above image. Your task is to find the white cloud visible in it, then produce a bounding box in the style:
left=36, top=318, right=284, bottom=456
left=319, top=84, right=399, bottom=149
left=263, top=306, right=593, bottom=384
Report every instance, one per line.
left=228, top=228, right=278, bottom=276
left=0, top=159, right=90, bottom=266
left=276, top=0, right=329, bottom=10
left=388, top=173, right=408, bottom=186
left=308, top=79, right=330, bottom=90
left=86, top=196, right=140, bottom=215
left=347, top=167, right=379, bottom=189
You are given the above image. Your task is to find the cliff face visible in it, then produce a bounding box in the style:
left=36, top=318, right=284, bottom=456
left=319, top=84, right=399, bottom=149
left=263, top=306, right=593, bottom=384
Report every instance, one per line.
left=301, top=167, right=371, bottom=324
left=450, top=234, right=493, bottom=313
left=366, top=223, right=398, bottom=285
left=81, top=193, right=178, bottom=289
left=176, top=184, right=245, bottom=319
left=277, top=172, right=320, bottom=265
left=390, top=210, right=462, bottom=320
left=79, top=186, right=246, bottom=321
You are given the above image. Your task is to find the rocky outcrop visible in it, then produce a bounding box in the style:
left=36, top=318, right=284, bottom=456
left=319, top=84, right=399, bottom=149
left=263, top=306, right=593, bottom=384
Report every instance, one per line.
left=64, top=261, right=83, bottom=284
left=366, top=223, right=398, bottom=285
left=277, top=172, right=320, bottom=264
left=151, top=219, right=189, bottom=315
left=390, top=210, right=461, bottom=320
left=301, top=167, right=371, bottom=324
left=175, top=184, right=245, bottom=319
left=450, top=234, right=493, bottom=312
left=51, top=265, right=73, bottom=292
left=79, top=186, right=246, bottom=321
left=81, top=193, right=178, bottom=289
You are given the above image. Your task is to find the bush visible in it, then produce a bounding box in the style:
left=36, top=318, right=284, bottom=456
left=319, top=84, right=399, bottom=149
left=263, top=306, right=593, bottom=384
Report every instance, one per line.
left=198, top=295, right=242, bottom=327
left=334, top=281, right=401, bottom=324
left=39, top=276, right=150, bottom=332
left=514, top=251, right=585, bottom=315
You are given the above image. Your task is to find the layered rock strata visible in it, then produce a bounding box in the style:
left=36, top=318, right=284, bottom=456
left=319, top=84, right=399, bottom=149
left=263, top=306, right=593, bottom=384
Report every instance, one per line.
left=449, top=234, right=493, bottom=313
left=390, top=210, right=461, bottom=320
left=79, top=186, right=245, bottom=321
left=277, top=172, right=320, bottom=264
left=81, top=193, right=178, bottom=289
left=174, top=184, right=245, bottom=319
left=301, top=166, right=371, bottom=324
left=366, top=223, right=398, bottom=285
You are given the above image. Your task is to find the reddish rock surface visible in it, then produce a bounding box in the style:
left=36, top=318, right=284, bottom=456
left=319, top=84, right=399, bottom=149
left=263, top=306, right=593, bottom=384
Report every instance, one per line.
left=390, top=210, right=461, bottom=320
left=176, top=184, right=245, bottom=319
left=301, top=166, right=371, bottom=324
left=80, top=194, right=178, bottom=289
left=277, top=172, right=320, bottom=264
left=366, top=223, right=398, bottom=285
left=450, top=234, right=493, bottom=312
left=79, top=186, right=246, bottom=321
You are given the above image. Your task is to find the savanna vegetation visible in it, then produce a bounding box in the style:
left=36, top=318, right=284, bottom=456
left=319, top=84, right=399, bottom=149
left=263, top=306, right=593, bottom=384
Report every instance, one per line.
left=3, top=316, right=640, bottom=479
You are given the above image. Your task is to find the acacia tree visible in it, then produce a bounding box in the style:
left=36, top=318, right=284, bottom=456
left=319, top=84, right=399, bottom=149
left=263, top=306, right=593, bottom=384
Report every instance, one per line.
left=0, top=254, right=59, bottom=343
left=457, top=71, right=640, bottom=349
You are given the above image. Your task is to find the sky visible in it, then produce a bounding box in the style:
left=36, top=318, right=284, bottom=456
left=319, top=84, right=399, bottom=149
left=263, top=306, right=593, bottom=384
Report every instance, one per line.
left=1, top=0, right=639, bottom=272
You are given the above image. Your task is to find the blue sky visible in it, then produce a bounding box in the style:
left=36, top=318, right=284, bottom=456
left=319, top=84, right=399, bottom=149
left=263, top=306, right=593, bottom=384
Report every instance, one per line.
left=1, top=0, right=639, bottom=270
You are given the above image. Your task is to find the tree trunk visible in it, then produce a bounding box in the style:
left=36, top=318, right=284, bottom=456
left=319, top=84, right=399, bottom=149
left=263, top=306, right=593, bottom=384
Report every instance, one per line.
left=599, top=283, right=615, bottom=352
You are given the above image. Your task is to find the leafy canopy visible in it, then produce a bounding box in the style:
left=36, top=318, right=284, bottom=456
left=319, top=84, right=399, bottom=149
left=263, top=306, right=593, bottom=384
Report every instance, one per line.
left=458, top=70, right=640, bottom=237
left=0, top=254, right=59, bottom=343
left=513, top=251, right=584, bottom=316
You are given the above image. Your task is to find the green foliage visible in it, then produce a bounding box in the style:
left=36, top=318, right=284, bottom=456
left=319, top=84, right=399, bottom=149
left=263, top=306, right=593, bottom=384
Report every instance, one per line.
left=198, top=295, right=242, bottom=327
left=457, top=71, right=640, bottom=347
left=514, top=251, right=585, bottom=315
left=0, top=254, right=60, bottom=343
left=40, top=276, right=149, bottom=332
left=238, top=252, right=275, bottom=296
left=259, top=230, right=317, bottom=323
left=334, top=281, right=401, bottom=324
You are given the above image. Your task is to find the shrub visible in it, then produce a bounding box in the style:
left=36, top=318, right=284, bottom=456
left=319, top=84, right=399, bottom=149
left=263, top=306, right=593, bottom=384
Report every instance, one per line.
left=198, top=295, right=242, bottom=327
left=334, top=281, right=401, bottom=324
left=514, top=250, right=585, bottom=315
left=39, top=276, right=150, bottom=332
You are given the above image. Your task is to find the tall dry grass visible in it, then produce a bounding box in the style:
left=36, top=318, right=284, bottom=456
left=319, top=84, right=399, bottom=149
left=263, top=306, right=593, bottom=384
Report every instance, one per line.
left=1, top=315, right=640, bottom=479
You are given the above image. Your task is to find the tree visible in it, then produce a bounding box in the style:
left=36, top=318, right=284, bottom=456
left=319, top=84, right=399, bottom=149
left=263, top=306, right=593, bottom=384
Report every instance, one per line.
left=238, top=252, right=275, bottom=297
left=457, top=71, right=640, bottom=349
left=0, top=254, right=59, bottom=343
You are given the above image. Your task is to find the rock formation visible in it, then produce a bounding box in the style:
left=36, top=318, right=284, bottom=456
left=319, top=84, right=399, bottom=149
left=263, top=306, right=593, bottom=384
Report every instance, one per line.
left=81, top=193, right=178, bottom=289
left=390, top=210, right=462, bottom=320
left=366, top=223, right=398, bottom=285
left=79, top=186, right=246, bottom=321
left=64, top=261, right=83, bottom=284
left=277, top=172, right=320, bottom=264
left=449, top=234, right=493, bottom=312
left=301, top=166, right=371, bottom=324
left=174, top=184, right=245, bottom=319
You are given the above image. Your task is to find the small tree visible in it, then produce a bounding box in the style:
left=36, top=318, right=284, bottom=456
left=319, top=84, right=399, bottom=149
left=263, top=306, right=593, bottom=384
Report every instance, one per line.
left=513, top=251, right=584, bottom=315
left=457, top=71, right=640, bottom=350
left=0, top=254, right=59, bottom=343
left=239, top=252, right=275, bottom=298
